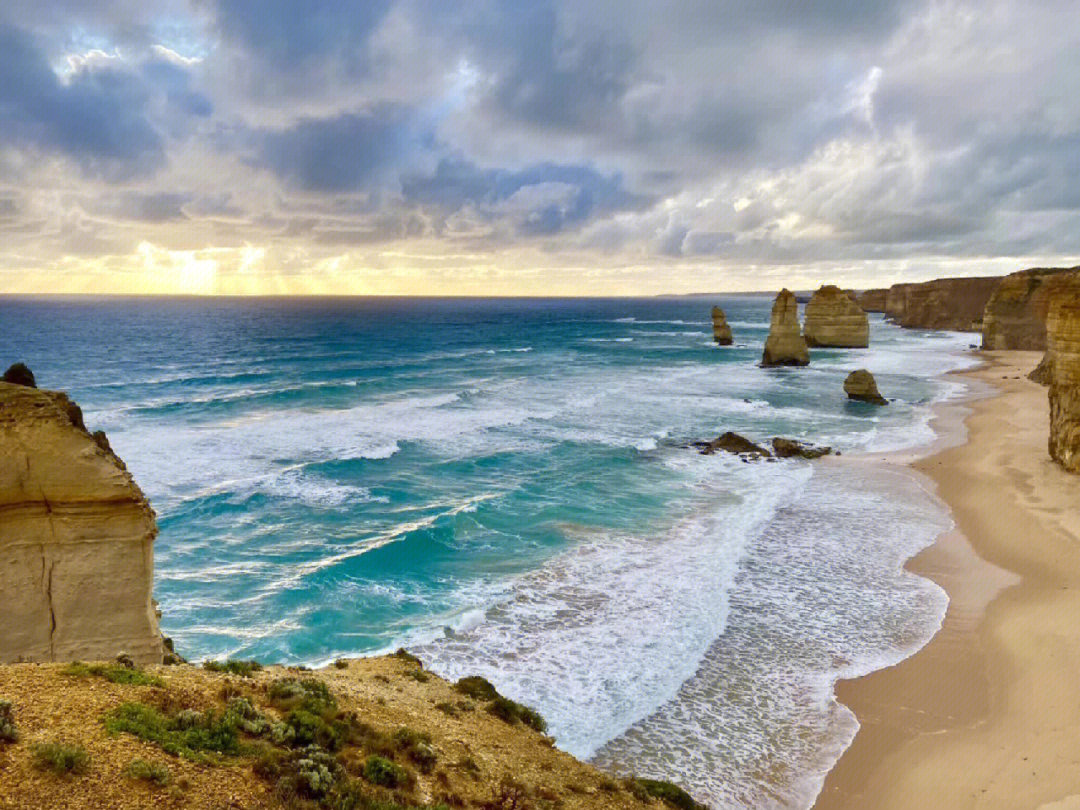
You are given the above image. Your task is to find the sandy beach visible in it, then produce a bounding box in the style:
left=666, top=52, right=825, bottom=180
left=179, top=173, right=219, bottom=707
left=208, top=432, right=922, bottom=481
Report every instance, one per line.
left=815, top=350, right=1080, bottom=810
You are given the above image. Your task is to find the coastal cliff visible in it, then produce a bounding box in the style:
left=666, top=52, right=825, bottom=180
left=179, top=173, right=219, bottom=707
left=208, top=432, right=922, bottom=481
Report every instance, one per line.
left=1047, top=280, right=1080, bottom=471
left=762, top=289, right=809, bottom=366
left=856, top=289, right=887, bottom=313
left=0, top=380, right=163, bottom=665
left=981, top=266, right=1080, bottom=350
left=803, top=285, right=869, bottom=348
left=885, top=277, right=1002, bottom=331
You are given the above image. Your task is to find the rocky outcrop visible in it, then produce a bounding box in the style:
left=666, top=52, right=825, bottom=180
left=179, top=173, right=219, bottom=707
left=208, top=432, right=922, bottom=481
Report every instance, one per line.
left=981, top=267, right=1080, bottom=351
left=844, top=369, right=888, bottom=405
left=886, top=277, right=1002, bottom=331
left=0, top=379, right=163, bottom=664
left=762, top=289, right=809, bottom=367
left=771, top=438, right=832, bottom=459
left=693, top=432, right=771, bottom=459
left=1047, top=280, right=1080, bottom=472
left=803, top=285, right=870, bottom=348
left=711, top=306, right=733, bottom=345
left=2, top=363, right=35, bottom=387
left=857, top=289, right=888, bottom=312
left=1030, top=352, right=1053, bottom=385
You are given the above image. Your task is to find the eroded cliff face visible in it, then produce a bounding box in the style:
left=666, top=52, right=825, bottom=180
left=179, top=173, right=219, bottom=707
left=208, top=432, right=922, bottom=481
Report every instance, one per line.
left=762, top=289, right=809, bottom=367
left=885, top=277, right=1002, bottom=331
left=857, top=289, right=888, bottom=312
left=1047, top=280, right=1080, bottom=472
left=0, top=382, right=163, bottom=664
left=981, top=267, right=1080, bottom=351
left=803, top=285, right=869, bottom=348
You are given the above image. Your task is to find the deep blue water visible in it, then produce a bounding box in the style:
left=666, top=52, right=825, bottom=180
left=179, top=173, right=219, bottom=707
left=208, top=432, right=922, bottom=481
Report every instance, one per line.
left=0, top=295, right=976, bottom=808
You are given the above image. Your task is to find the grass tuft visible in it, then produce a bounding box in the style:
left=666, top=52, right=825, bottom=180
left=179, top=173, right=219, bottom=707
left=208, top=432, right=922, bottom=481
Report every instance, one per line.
left=125, top=758, right=171, bottom=787
left=62, top=661, right=164, bottom=687
left=104, top=702, right=245, bottom=759
left=453, top=676, right=498, bottom=702
left=202, top=659, right=263, bottom=677
left=0, top=699, right=18, bottom=743
left=629, top=778, right=707, bottom=810
left=32, top=742, right=90, bottom=775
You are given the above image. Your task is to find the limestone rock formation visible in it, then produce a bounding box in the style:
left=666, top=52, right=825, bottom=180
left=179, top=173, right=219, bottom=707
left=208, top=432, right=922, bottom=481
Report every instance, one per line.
left=1047, top=280, right=1080, bottom=471
left=1029, top=352, right=1053, bottom=385
left=857, top=289, right=888, bottom=312
left=771, top=438, right=832, bottom=459
left=762, top=289, right=809, bottom=367
left=710, top=306, right=733, bottom=345
left=2, top=363, right=35, bottom=387
left=0, top=380, right=163, bottom=664
left=981, top=267, right=1080, bottom=350
left=844, top=369, right=888, bottom=405
left=885, top=277, right=1002, bottom=331
left=693, top=432, right=771, bottom=459
left=803, top=285, right=870, bottom=348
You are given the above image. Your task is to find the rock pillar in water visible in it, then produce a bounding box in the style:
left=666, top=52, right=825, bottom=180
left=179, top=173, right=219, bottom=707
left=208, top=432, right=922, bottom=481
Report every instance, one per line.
left=762, top=289, right=809, bottom=367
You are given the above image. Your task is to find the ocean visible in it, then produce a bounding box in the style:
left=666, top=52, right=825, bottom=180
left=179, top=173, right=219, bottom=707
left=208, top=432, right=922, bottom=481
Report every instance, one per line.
left=1, top=294, right=978, bottom=808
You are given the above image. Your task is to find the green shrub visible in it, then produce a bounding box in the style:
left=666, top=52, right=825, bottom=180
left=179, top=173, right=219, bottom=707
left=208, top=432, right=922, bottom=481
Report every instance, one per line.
left=404, top=669, right=430, bottom=683
left=631, top=778, right=706, bottom=810
left=32, top=742, right=90, bottom=775
left=453, top=676, right=498, bottom=702
left=363, top=755, right=408, bottom=788
left=334, top=659, right=350, bottom=670
left=433, top=702, right=458, bottom=718
left=486, top=697, right=547, bottom=733
left=202, top=659, right=263, bottom=677
left=268, top=677, right=336, bottom=713
left=392, top=728, right=437, bottom=773
left=0, top=699, right=18, bottom=743
left=125, top=758, right=171, bottom=786
left=62, top=661, right=164, bottom=687
left=392, top=649, right=423, bottom=668
left=104, top=702, right=244, bottom=759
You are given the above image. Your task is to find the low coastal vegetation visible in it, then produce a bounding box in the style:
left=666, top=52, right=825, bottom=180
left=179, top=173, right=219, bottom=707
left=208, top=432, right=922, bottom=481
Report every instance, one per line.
left=62, top=660, right=165, bottom=687
left=32, top=741, right=91, bottom=775
left=202, top=658, right=264, bottom=677
left=454, top=675, right=548, bottom=734
left=124, top=757, right=172, bottom=786
left=0, top=698, right=18, bottom=743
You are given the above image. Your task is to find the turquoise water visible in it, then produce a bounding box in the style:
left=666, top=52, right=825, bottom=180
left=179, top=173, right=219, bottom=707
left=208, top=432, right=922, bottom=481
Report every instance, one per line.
left=1, top=295, right=976, bottom=808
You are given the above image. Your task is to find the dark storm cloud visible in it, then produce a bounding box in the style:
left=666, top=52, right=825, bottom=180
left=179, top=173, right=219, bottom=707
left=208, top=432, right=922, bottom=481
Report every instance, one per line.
left=0, top=24, right=165, bottom=176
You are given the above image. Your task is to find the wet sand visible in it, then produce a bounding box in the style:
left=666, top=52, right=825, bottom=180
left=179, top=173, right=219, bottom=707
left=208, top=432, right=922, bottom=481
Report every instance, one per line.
left=814, top=351, right=1080, bottom=810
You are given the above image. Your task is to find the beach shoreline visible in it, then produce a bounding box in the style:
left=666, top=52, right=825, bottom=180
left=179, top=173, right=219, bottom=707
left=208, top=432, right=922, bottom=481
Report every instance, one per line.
left=813, top=350, right=1080, bottom=810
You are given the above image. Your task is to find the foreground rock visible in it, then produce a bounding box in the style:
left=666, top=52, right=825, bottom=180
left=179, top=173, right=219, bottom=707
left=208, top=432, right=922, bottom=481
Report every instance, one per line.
left=711, top=306, right=733, bottom=345
left=1029, top=352, right=1053, bottom=385
left=0, top=377, right=163, bottom=664
left=771, top=437, right=833, bottom=459
left=2, top=362, right=35, bottom=387
left=885, top=276, right=1002, bottom=331
left=762, top=289, right=809, bottom=367
left=803, top=285, right=870, bottom=348
left=982, top=266, right=1080, bottom=350
left=0, top=656, right=686, bottom=810
left=1047, top=280, right=1080, bottom=472
left=857, top=289, right=888, bottom=312
left=844, top=369, right=888, bottom=405
left=694, top=431, right=771, bottom=458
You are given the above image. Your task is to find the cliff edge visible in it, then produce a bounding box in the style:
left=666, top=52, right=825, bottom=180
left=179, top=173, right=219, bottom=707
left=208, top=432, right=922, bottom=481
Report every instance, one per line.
left=0, top=380, right=163, bottom=665
left=1047, top=280, right=1080, bottom=472
left=886, top=277, right=1001, bottom=331
left=982, top=266, right=1080, bottom=351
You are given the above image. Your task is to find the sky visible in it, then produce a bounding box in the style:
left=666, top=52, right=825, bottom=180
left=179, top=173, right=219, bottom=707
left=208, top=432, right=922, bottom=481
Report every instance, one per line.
left=1, top=1, right=1079, bottom=296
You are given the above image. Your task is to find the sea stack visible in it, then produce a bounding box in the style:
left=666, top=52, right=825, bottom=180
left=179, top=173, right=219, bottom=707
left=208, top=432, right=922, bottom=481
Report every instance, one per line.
left=711, top=306, right=733, bottom=345
left=0, top=375, right=164, bottom=663
left=1046, top=282, right=1080, bottom=472
left=762, top=289, right=809, bottom=367
left=844, top=369, right=888, bottom=405
left=803, top=285, right=870, bottom=348
left=982, top=266, right=1080, bottom=350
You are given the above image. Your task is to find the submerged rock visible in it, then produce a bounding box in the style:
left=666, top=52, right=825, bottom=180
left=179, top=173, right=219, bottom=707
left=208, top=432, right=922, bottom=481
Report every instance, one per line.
left=762, top=289, right=809, bottom=367
left=693, top=432, right=772, bottom=459
left=710, top=306, right=733, bottom=345
left=844, top=369, right=888, bottom=405
left=771, top=437, right=833, bottom=459
left=2, top=363, right=35, bottom=388
left=803, top=285, right=870, bottom=348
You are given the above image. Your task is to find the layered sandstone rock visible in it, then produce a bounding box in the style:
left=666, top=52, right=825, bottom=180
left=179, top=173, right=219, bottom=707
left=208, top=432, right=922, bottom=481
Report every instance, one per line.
left=803, top=285, right=870, bottom=348
left=1046, top=280, right=1080, bottom=471
left=762, top=289, right=809, bottom=367
left=857, top=289, right=888, bottom=312
left=0, top=381, right=163, bottom=664
left=1029, top=352, right=1053, bottom=385
left=844, top=369, right=888, bottom=405
left=981, top=267, right=1080, bottom=350
left=886, top=277, right=1002, bottom=331
left=710, top=306, right=733, bottom=345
